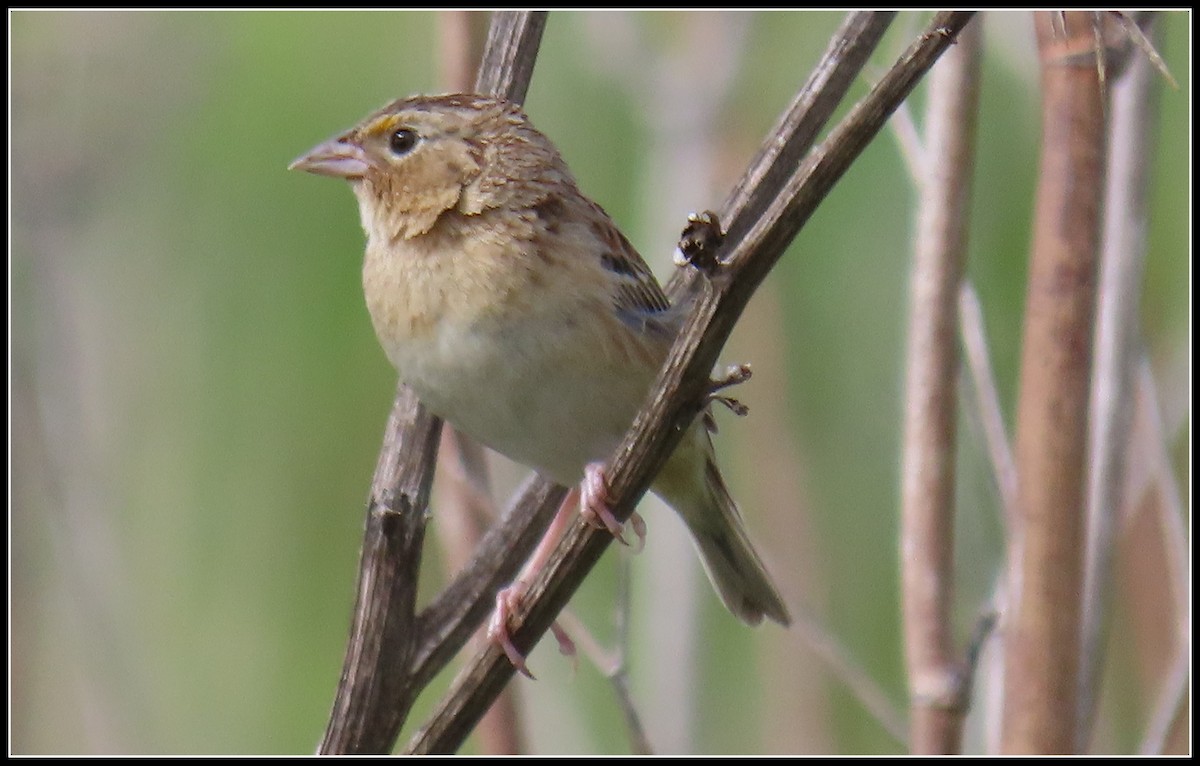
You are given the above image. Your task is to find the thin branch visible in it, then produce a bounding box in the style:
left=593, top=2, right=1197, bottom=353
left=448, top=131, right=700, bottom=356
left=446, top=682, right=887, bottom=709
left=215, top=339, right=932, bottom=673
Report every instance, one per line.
left=1110, top=11, right=1178, bottom=89
left=587, top=13, right=757, bottom=751
left=1077, top=13, right=1159, bottom=748
left=789, top=605, right=910, bottom=745
left=958, top=284, right=1019, bottom=528
left=955, top=288, right=1019, bottom=751
left=959, top=608, right=1000, bottom=708
left=893, top=74, right=1019, bottom=535
left=554, top=558, right=654, bottom=755
left=405, top=12, right=976, bottom=754
left=608, top=557, right=653, bottom=755
left=438, top=10, right=477, bottom=94
left=888, top=99, right=926, bottom=178
left=1140, top=650, right=1190, bottom=755
left=1001, top=12, right=1106, bottom=754
left=887, top=32, right=1019, bottom=537
left=899, top=16, right=981, bottom=754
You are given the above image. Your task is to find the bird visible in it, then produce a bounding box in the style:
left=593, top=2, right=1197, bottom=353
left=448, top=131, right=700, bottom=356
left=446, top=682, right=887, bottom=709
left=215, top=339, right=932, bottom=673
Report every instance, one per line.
left=291, top=93, right=790, bottom=672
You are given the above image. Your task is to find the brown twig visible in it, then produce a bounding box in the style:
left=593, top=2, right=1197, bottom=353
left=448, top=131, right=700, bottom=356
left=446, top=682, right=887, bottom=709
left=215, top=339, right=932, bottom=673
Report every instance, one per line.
left=319, top=385, right=443, bottom=754
left=898, top=16, right=981, bottom=754
left=437, top=10, right=478, bottom=96
left=404, top=11, right=976, bottom=754
left=1000, top=11, right=1106, bottom=754
left=608, top=557, right=653, bottom=755
left=1077, top=13, right=1160, bottom=749
left=554, top=558, right=654, bottom=755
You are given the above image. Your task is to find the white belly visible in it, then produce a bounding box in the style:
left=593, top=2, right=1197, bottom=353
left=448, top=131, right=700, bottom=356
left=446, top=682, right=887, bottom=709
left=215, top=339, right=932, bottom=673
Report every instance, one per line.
left=383, top=310, right=657, bottom=485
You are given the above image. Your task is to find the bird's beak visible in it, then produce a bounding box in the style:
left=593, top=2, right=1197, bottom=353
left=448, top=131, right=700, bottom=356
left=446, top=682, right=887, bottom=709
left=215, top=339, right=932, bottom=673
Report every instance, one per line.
left=288, top=136, right=371, bottom=179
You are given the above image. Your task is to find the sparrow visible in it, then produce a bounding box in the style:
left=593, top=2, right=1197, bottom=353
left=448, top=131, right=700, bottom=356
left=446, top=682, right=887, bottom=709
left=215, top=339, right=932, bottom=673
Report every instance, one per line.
left=291, top=93, right=790, bottom=672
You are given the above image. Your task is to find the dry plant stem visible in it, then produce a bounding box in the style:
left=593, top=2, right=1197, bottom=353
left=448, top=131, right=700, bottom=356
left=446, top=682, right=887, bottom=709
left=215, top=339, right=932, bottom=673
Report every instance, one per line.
left=1076, top=14, right=1159, bottom=749
left=1000, top=12, right=1106, bottom=754
left=1141, top=651, right=1190, bottom=755
left=405, top=11, right=976, bottom=754
left=790, top=605, right=910, bottom=744
left=438, top=428, right=499, bottom=532
left=319, top=11, right=554, bottom=755
left=554, top=560, right=654, bottom=754
left=956, top=284, right=1019, bottom=750
left=958, top=284, right=1020, bottom=528
left=892, top=81, right=1019, bottom=532
left=618, top=15, right=753, bottom=750
left=319, top=384, right=443, bottom=754
left=609, top=558, right=653, bottom=755
left=899, top=17, right=980, bottom=755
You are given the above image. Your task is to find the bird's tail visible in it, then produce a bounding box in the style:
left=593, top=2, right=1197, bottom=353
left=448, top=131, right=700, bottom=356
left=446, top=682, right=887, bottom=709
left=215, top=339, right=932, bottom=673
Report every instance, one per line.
left=655, top=427, right=791, bottom=627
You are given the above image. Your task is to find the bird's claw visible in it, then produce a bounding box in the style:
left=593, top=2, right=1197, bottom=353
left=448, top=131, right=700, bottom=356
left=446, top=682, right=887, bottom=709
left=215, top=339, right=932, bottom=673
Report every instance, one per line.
left=580, top=462, right=646, bottom=551
left=488, top=583, right=535, bottom=679
left=710, top=363, right=752, bottom=392
left=488, top=583, right=582, bottom=680
left=705, top=363, right=752, bottom=423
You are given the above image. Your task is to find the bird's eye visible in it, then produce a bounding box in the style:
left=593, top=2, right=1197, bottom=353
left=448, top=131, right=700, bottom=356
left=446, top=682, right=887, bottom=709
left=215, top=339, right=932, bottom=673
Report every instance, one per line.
left=389, top=128, right=419, bottom=156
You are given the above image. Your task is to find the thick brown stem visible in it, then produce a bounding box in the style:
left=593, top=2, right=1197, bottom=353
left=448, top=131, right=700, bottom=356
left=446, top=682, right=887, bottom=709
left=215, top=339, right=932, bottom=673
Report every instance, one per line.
left=1000, top=11, right=1106, bottom=754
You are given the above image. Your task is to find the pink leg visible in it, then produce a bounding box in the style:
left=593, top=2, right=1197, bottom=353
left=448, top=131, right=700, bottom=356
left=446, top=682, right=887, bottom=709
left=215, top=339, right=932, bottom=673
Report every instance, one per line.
left=487, top=465, right=649, bottom=676
left=487, top=487, right=580, bottom=678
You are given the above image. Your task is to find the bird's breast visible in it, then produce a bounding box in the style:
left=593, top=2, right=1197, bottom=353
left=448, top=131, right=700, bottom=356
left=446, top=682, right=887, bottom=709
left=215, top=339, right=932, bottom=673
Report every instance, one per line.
left=359, top=232, right=659, bottom=483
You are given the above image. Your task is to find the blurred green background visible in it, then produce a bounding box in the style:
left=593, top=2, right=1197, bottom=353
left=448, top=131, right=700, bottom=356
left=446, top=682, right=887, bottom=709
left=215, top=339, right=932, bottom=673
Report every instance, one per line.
left=9, top=10, right=1190, bottom=755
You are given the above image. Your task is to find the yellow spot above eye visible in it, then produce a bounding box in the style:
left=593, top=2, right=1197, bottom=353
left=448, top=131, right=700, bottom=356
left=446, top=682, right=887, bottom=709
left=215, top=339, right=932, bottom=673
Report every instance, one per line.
left=363, top=114, right=406, bottom=138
